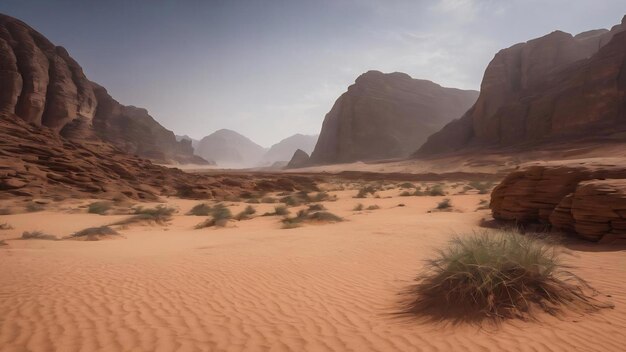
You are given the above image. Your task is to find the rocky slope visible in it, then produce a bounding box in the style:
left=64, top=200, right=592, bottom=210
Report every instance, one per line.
left=0, top=13, right=204, bottom=164
left=308, top=71, right=478, bottom=165
left=286, top=149, right=311, bottom=169
left=417, top=15, right=626, bottom=156
left=195, top=129, right=266, bottom=168
left=490, top=160, right=626, bottom=242
left=261, top=134, right=318, bottom=165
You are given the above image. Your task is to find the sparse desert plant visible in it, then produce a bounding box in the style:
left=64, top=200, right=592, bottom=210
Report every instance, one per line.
left=400, top=191, right=412, bottom=197
left=195, top=204, right=232, bottom=228
left=399, top=182, right=415, bottom=189
left=261, top=196, right=277, bottom=203
left=25, top=202, right=45, bottom=212
left=235, top=205, right=256, bottom=220
left=69, top=226, right=119, bottom=241
left=22, top=231, right=57, bottom=241
left=366, top=205, right=380, bottom=210
left=280, top=195, right=301, bottom=206
left=115, top=205, right=176, bottom=225
left=281, top=209, right=342, bottom=229
left=187, top=203, right=212, bottom=216
left=469, top=181, right=495, bottom=194
left=355, top=185, right=377, bottom=198
left=308, top=204, right=326, bottom=212
left=477, top=199, right=490, bottom=210
left=246, top=198, right=260, bottom=204
left=353, top=203, right=364, bottom=211
left=0, top=223, right=13, bottom=230
left=436, top=199, right=452, bottom=210
left=399, top=230, right=611, bottom=322
left=274, top=205, right=290, bottom=216
left=307, top=211, right=342, bottom=222
left=427, top=185, right=446, bottom=196
left=87, top=201, right=112, bottom=215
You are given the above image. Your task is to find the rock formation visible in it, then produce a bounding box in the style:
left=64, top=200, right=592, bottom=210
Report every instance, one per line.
left=490, top=161, right=626, bottom=242
left=195, top=129, right=266, bottom=168
left=0, top=13, right=205, bottom=164
left=417, top=15, right=626, bottom=156
left=308, top=71, right=478, bottom=165
left=262, top=134, right=318, bottom=165
left=286, top=149, right=310, bottom=169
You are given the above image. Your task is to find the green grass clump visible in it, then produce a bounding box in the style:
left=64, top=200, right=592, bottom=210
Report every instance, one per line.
left=399, top=230, right=611, bottom=322
left=427, top=185, right=446, bottom=196
left=22, top=231, right=58, bottom=241
left=436, top=199, right=452, bottom=210
left=235, top=205, right=256, bottom=220
left=88, top=201, right=112, bottom=215
left=115, top=205, right=176, bottom=225
left=195, top=204, right=232, bottom=228
left=187, top=203, right=212, bottom=216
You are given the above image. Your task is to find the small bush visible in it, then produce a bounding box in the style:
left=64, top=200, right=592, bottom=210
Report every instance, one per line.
left=261, top=196, right=277, bottom=203
left=274, top=205, right=290, bottom=216
left=355, top=185, right=377, bottom=198
left=399, top=230, right=611, bottom=322
left=88, top=201, right=112, bottom=215
left=70, top=226, right=119, bottom=241
left=25, top=202, right=45, bottom=212
left=235, top=205, right=256, bottom=220
left=22, top=231, right=57, bottom=241
left=281, top=209, right=342, bottom=229
left=308, top=204, right=326, bottom=212
left=399, top=182, right=415, bottom=189
left=187, top=203, right=212, bottom=216
left=246, top=198, right=260, bottom=204
left=427, top=185, right=446, bottom=196
left=436, top=199, right=452, bottom=210
left=280, top=195, right=301, bottom=206
left=115, top=205, right=176, bottom=225
left=400, top=191, right=412, bottom=197
left=195, top=204, right=232, bottom=228
left=469, top=181, right=494, bottom=194
left=353, top=203, right=364, bottom=211
left=366, top=205, right=380, bottom=210
left=308, top=211, right=342, bottom=222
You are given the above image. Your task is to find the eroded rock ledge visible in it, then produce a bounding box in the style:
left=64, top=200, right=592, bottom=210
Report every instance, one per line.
left=490, top=161, right=626, bottom=242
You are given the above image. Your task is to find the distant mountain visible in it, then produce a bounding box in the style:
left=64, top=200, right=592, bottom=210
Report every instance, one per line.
left=261, top=134, right=318, bottom=165
left=195, top=129, right=266, bottom=168
left=176, top=135, right=199, bottom=150
left=308, top=70, right=478, bottom=165
left=416, top=15, right=626, bottom=156
left=286, top=149, right=310, bottom=169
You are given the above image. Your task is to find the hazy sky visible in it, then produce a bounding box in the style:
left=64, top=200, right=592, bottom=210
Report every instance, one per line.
left=1, top=1, right=624, bottom=146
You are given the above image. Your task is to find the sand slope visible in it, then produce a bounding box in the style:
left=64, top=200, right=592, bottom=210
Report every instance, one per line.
left=0, top=193, right=624, bottom=351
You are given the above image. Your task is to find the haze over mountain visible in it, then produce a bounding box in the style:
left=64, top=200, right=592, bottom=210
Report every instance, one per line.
left=308, top=71, right=478, bottom=165
left=416, top=15, right=626, bottom=156
left=195, top=129, right=266, bottom=168
left=261, top=134, right=318, bottom=165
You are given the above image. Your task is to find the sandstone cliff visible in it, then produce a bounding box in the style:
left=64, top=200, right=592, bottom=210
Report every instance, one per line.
left=309, top=71, right=478, bottom=165
left=0, top=13, right=204, bottom=164
left=417, top=15, right=626, bottom=156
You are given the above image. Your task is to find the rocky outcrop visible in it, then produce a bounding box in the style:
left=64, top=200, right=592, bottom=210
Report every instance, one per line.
left=286, top=149, right=310, bottom=169
left=490, top=161, right=626, bottom=242
left=0, top=114, right=316, bottom=201
left=195, top=129, right=266, bottom=168
left=0, top=13, right=204, bottom=164
left=261, top=134, right=318, bottom=165
left=309, top=71, right=478, bottom=165
left=417, top=15, right=626, bottom=156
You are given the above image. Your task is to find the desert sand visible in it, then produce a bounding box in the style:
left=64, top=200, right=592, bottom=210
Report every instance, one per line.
left=1, top=183, right=624, bottom=352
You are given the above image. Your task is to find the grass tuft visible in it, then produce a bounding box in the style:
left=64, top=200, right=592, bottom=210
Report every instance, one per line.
left=195, top=204, right=232, bottom=228
left=70, top=226, right=119, bottom=241
left=187, top=203, right=212, bottom=216
left=399, top=230, right=612, bottom=323
left=436, top=199, right=452, bottom=210
left=88, top=201, right=112, bottom=215
left=114, top=205, right=176, bottom=226
left=235, top=205, right=256, bottom=220
left=22, top=231, right=58, bottom=241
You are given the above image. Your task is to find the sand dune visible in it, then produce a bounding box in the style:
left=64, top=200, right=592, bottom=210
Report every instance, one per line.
left=1, top=190, right=624, bottom=351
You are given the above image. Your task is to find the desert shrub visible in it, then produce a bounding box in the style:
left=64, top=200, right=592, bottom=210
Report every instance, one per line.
left=308, top=211, right=342, bottom=222
left=280, top=195, right=301, bottom=206
left=246, top=198, right=260, bottom=204
left=436, top=199, right=452, bottom=210
left=274, top=205, right=289, bottom=216
left=427, top=185, right=446, bottom=196
left=195, top=204, right=232, bottom=228
left=261, top=196, right=277, bottom=203
left=353, top=203, right=364, bottom=211
left=281, top=209, right=342, bottom=229
left=187, top=203, right=212, bottom=216
left=400, top=191, right=412, bottom=197
left=235, top=205, right=256, bottom=220
left=399, top=230, right=611, bottom=322
left=469, top=181, right=494, bottom=194
left=22, top=231, right=57, bottom=241
left=366, top=205, right=380, bottom=210
left=355, top=185, right=377, bottom=198
left=88, top=201, right=112, bottom=215
left=399, top=182, right=415, bottom=189
left=477, top=199, right=490, bottom=210
left=0, top=223, right=13, bottom=230
left=308, top=204, right=326, bottom=212
left=115, top=205, right=176, bottom=225
left=25, top=202, right=45, bottom=212
left=70, top=226, right=119, bottom=241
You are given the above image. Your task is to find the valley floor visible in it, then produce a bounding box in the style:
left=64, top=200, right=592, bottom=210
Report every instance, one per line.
left=0, top=184, right=625, bottom=351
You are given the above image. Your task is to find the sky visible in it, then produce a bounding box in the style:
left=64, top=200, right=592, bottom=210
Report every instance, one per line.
left=0, top=0, right=624, bottom=147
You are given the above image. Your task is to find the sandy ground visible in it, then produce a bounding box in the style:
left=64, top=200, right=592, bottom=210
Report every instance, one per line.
left=0, top=183, right=625, bottom=351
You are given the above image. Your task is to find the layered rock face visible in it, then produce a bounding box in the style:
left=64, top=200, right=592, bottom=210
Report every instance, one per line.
left=417, top=15, right=626, bottom=156
left=0, top=13, right=203, bottom=164
left=195, top=129, right=266, bottom=168
left=490, top=161, right=626, bottom=242
left=309, top=71, right=478, bottom=165
left=286, top=149, right=310, bottom=169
